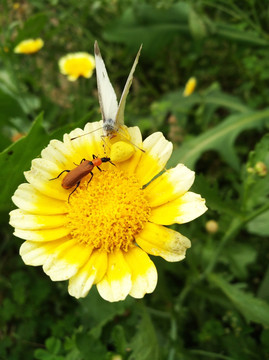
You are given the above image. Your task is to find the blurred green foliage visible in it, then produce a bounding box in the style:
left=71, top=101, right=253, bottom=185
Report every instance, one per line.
left=1, top=0, right=269, bottom=359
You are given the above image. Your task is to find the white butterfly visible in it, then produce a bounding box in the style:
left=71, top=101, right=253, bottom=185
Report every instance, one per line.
left=94, top=40, right=142, bottom=139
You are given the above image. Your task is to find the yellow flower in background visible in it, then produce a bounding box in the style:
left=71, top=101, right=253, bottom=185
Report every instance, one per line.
left=183, top=77, right=197, bottom=97
left=14, top=38, right=44, bottom=54
left=9, top=122, right=207, bottom=302
left=59, top=52, right=95, bottom=81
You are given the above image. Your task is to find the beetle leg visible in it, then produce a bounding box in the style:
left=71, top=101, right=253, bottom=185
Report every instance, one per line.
left=109, top=160, right=116, bottom=167
left=97, top=166, right=102, bottom=172
left=92, top=154, right=97, bottom=159
left=86, top=172, right=94, bottom=189
left=68, top=181, right=80, bottom=203
left=50, top=169, right=70, bottom=181
left=80, top=158, right=86, bottom=164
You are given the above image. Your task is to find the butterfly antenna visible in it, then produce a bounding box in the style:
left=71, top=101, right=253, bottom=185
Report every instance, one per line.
left=70, top=126, right=103, bottom=141
left=117, top=130, right=145, bottom=153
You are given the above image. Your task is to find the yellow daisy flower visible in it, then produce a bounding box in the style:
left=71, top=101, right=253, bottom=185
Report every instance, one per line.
left=14, top=38, right=44, bottom=54
left=9, top=122, right=207, bottom=302
left=183, top=77, right=197, bottom=97
left=59, top=52, right=95, bottom=81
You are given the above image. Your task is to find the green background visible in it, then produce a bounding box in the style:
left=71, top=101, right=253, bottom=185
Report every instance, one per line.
left=1, top=1, right=269, bottom=359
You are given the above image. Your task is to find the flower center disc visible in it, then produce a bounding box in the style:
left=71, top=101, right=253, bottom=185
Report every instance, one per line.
left=65, top=170, right=151, bottom=252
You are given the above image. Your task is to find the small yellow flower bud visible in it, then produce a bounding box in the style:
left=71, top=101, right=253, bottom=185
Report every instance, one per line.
left=254, top=161, right=267, bottom=177
left=14, top=38, right=44, bottom=54
left=111, top=356, right=122, bottom=360
left=205, top=220, right=218, bottom=234
left=183, top=77, right=197, bottom=97
left=110, top=141, right=135, bottom=163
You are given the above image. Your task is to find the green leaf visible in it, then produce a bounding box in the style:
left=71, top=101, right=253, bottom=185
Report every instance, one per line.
left=76, top=333, right=107, bottom=360
left=46, top=338, right=61, bottom=355
left=168, top=109, right=269, bottom=170
left=14, top=13, right=48, bottom=45
left=191, top=175, right=239, bottom=216
left=163, top=88, right=250, bottom=115
left=188, top=8, right=208, bottom=40
left=129, top=306, right=159, bottom=360
left=104, top=3, right=190, bottom=56
left=0, top=113, right=87, bottom=215
left=209, top=274, right=269, bottom=327
left=0, top=113, right=47, bottom=214
left=224, top=243, right=257, bottom=279
left=213, top=22, right=269, bottom=46
left=244, top=133, right=269, bottom=214
left=257, top=265, right=269, bottom=301
left=247, top=210, right=269, bottom=236
left=0, top=88, right=25, bottom=122
left=79, top=288, right=134, bottom=338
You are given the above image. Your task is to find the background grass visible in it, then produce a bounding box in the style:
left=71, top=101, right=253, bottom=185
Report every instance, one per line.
left=1, top=0, right=269, bottom=359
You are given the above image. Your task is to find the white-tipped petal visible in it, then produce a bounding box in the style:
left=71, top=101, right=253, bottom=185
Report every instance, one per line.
left=43, top=239, right=91, bottom=281
left=145, top=163, right=195, bottom=208
left=136, top=222, right=191, bottom=262
left=150, top=192, right=207, bottom=225
left=97, top=250, right=132, bottom=302
left=124, top=246, right=157, bottom=298
left=68, top=250, right=107, bottom=298
left=12, top=183, right=66, bottom=215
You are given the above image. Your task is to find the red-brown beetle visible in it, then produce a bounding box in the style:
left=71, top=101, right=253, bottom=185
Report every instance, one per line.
left=50, top=155, right=114, bottom=202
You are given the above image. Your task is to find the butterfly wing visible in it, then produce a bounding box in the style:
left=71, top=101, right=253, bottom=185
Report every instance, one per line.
left=94, top=41, right=118, bottom=127
left=116, top=44, right=143, bottom=127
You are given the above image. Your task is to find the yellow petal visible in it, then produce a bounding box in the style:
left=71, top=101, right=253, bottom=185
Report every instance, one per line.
left=24, top=158, right=68, bottom=201
left=19, top=239, right=67, bottom=266
left=43, top=239, right=91, bottom=281
left=145, top=164, right=195, bottom=207
left=66, top=121, right=104, bottom=161
left=68, top=250, right=107, bottom=298
left=9, top=209, right=68, bottom=230
left=14, top=38, right=44, bottom=54
left=149, top=191, right=207, bottom=225
left=12, top=183, right=66, bottom=215
left=183, top=77, right=197, bottom=97
left=136, top=222, right=191, bottom=262
left=123, top=246, right=157, bottom=298
left=13, top=227, right=70, bottom=242
left=41, top=139, right=76, bottom=169
left=135, top=132, right=173, bottom=185
left=59, top=52, right=95, bottom=80
left=97, top=250, right=132, bottom=302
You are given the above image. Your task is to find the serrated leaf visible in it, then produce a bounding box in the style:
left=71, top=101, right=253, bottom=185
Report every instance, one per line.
left=209, top=274, right=269, bottom=327
left=191, top=175, right=239, bottom=216
left=129, top=306, right=159, bottom=360
left=168, top=109, right=269, bottom=170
